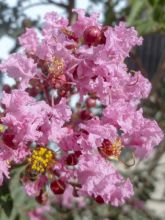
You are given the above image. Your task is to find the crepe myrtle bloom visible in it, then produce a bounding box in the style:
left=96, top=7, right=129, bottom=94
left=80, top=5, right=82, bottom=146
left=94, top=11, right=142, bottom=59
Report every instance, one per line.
left=0, top=8, right=163, bottom=207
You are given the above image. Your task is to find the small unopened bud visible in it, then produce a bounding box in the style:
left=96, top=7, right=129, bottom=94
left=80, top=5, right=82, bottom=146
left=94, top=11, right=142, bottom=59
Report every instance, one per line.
left=86, top=98, right=96, bottom=108
left=66, top=153, right=78, bottom=166
left=94, top=195, right=104, bottom=204
left=3, top=84, right=11, bottom=94
left=35, top=190, right=48, bottom=204
left=3, top=129, right=17, bottom=149
left=50, top=179, right=66, bottom=195
left=83, top=26, right=102, bottom=45
left=80, top=110, right=92, bottom=120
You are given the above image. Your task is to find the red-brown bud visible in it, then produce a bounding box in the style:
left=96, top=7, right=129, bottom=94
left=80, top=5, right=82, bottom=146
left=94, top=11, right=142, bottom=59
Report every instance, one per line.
left=83, top=26, right=102, bottom=45
left=86, top=97, right=96, bottom=108
left=3, top=84, right=11, bottom=94
left=2, top=129, right=17, bottom=149
left=94, top=195, right=104, bottom=204
left=80, top=110, right=92, bottom=120
left=35, top=190, right=48, bottom=204
left=66, top=153, right=78, bottom=166
left=50, top=179, right=66, bottom=195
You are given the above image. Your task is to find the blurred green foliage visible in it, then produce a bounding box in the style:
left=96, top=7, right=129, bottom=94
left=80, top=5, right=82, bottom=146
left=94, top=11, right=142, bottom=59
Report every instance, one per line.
left=0, top=165, right=37, bottom=220
left=100, top=0, right=165, bottom=34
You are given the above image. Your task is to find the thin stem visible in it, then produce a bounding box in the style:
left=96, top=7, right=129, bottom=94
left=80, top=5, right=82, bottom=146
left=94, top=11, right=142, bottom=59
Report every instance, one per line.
left=22, top=1, right=67, bottom=11
left=51, top=93, right=55, bottom=107
left=43, top=83, right=51, bottom=106
left=150, top=197, right=165, bottom=202
left=67, top=0, right=76, bottom=24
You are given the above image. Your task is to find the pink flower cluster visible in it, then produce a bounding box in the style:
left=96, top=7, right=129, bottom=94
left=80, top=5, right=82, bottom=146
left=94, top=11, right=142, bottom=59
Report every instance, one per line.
left=0, top=9, right=163, bottom=207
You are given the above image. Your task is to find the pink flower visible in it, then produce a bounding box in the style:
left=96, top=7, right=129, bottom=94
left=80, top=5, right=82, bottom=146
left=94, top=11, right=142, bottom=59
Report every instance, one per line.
left=0, top=53, right=38, bottom=89
left=0, top=8, right=163, bottom=208
left=77, top=153, right=134, bottom=206
left=72, top=9, right=100, bottom=37
left=1, top=90, right=71, bottom=145
left=105, top=22, right=142, bottom=60
left=42, top=11, right=68, bottom=40
left=123, top=117, right=164, bottom=158
left=103, top=101, right=163, bottom=157
left=124, top=71, right=151, bottom=102
left=22, top=176, right=47, bottom=197
left=19, top=28, right=39, bottom=54
left=59, top=129, right=82, bottom=152
left=12, top=145, right=30, bottom=163
left=78, top=117, right=117, bottom=150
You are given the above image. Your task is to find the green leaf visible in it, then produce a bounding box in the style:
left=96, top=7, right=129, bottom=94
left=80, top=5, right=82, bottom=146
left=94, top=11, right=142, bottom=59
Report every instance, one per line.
left=153, top=6, right=163, bottom=22
left=0, top=181, right=13, bottom=217
left=158, top=0, right=165, bottom=5
left=148, top=0, right=157, bottom=6
left=127, top=1, right=145, bottom=25
left=1, top=196, right=13, bottom=217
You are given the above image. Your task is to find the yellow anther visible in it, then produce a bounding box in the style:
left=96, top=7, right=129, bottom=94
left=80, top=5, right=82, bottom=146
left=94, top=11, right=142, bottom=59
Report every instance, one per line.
left=40, top=168, right=45, bottom=173
left=48, top=57, right=64, bottom=76
left=0, top=124, right=5, bottom=133
left=27, top=146, right=56, bottom=176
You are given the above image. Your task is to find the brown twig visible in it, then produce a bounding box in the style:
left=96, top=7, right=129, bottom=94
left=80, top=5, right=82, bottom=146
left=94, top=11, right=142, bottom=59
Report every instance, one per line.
left=43, top=83, right=51, bottom=106
left=130, top=50, right=148, bottom=77
left=147, top=142, right=165, bottom=175
left=22, top=1, right=67, bottom=11
left=67, top=0, right=76, bottom=24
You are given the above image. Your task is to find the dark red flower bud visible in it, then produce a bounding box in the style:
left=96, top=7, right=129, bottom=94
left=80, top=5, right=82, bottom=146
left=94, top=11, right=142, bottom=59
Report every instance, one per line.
left=74, top=151, right=82, bottom=157
left=94, top=195, right=104, bottom=204
left=66, top=153, right=78, bottom=166
left=37, top=60, right=49, bottom=73
left=58, top=88, right=67, bottom=97
left=3, top=129, right=17, bottom=149
left=58, top=84, right=71, bottom=97
left=3, top=84, right=11, bottom=94
left=86, top=97, right=96, bottom=108
left=80, top=110, right=92, bottom=120
left=26, top=87, right=38, bottom=97
left=50, top=179, right=66, bottom=194
left=35, top=190, right=48, bottom=204
left=73, top=67, right=78, bottom=80
left=83, top=26, right=101, bottom=45
left=73, top=187, right=79, bottom=197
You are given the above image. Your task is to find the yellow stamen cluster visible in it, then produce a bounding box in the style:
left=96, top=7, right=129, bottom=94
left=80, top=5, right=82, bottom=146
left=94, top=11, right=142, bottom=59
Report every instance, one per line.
left=48, top=57, right=64, bottom=76
left=110, top=138, right=122, bottom=160
left=0, top=124, right=5, bottom=133
left=28, top=146, right=55, bottom=174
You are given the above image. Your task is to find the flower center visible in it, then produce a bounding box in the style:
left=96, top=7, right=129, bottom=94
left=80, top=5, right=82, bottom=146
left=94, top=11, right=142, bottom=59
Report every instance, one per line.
left=27, top=146, right=55, bottom=174
left=48, top=57, right=64, bottom=76
left=98, top=138, right=122, bottom=160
